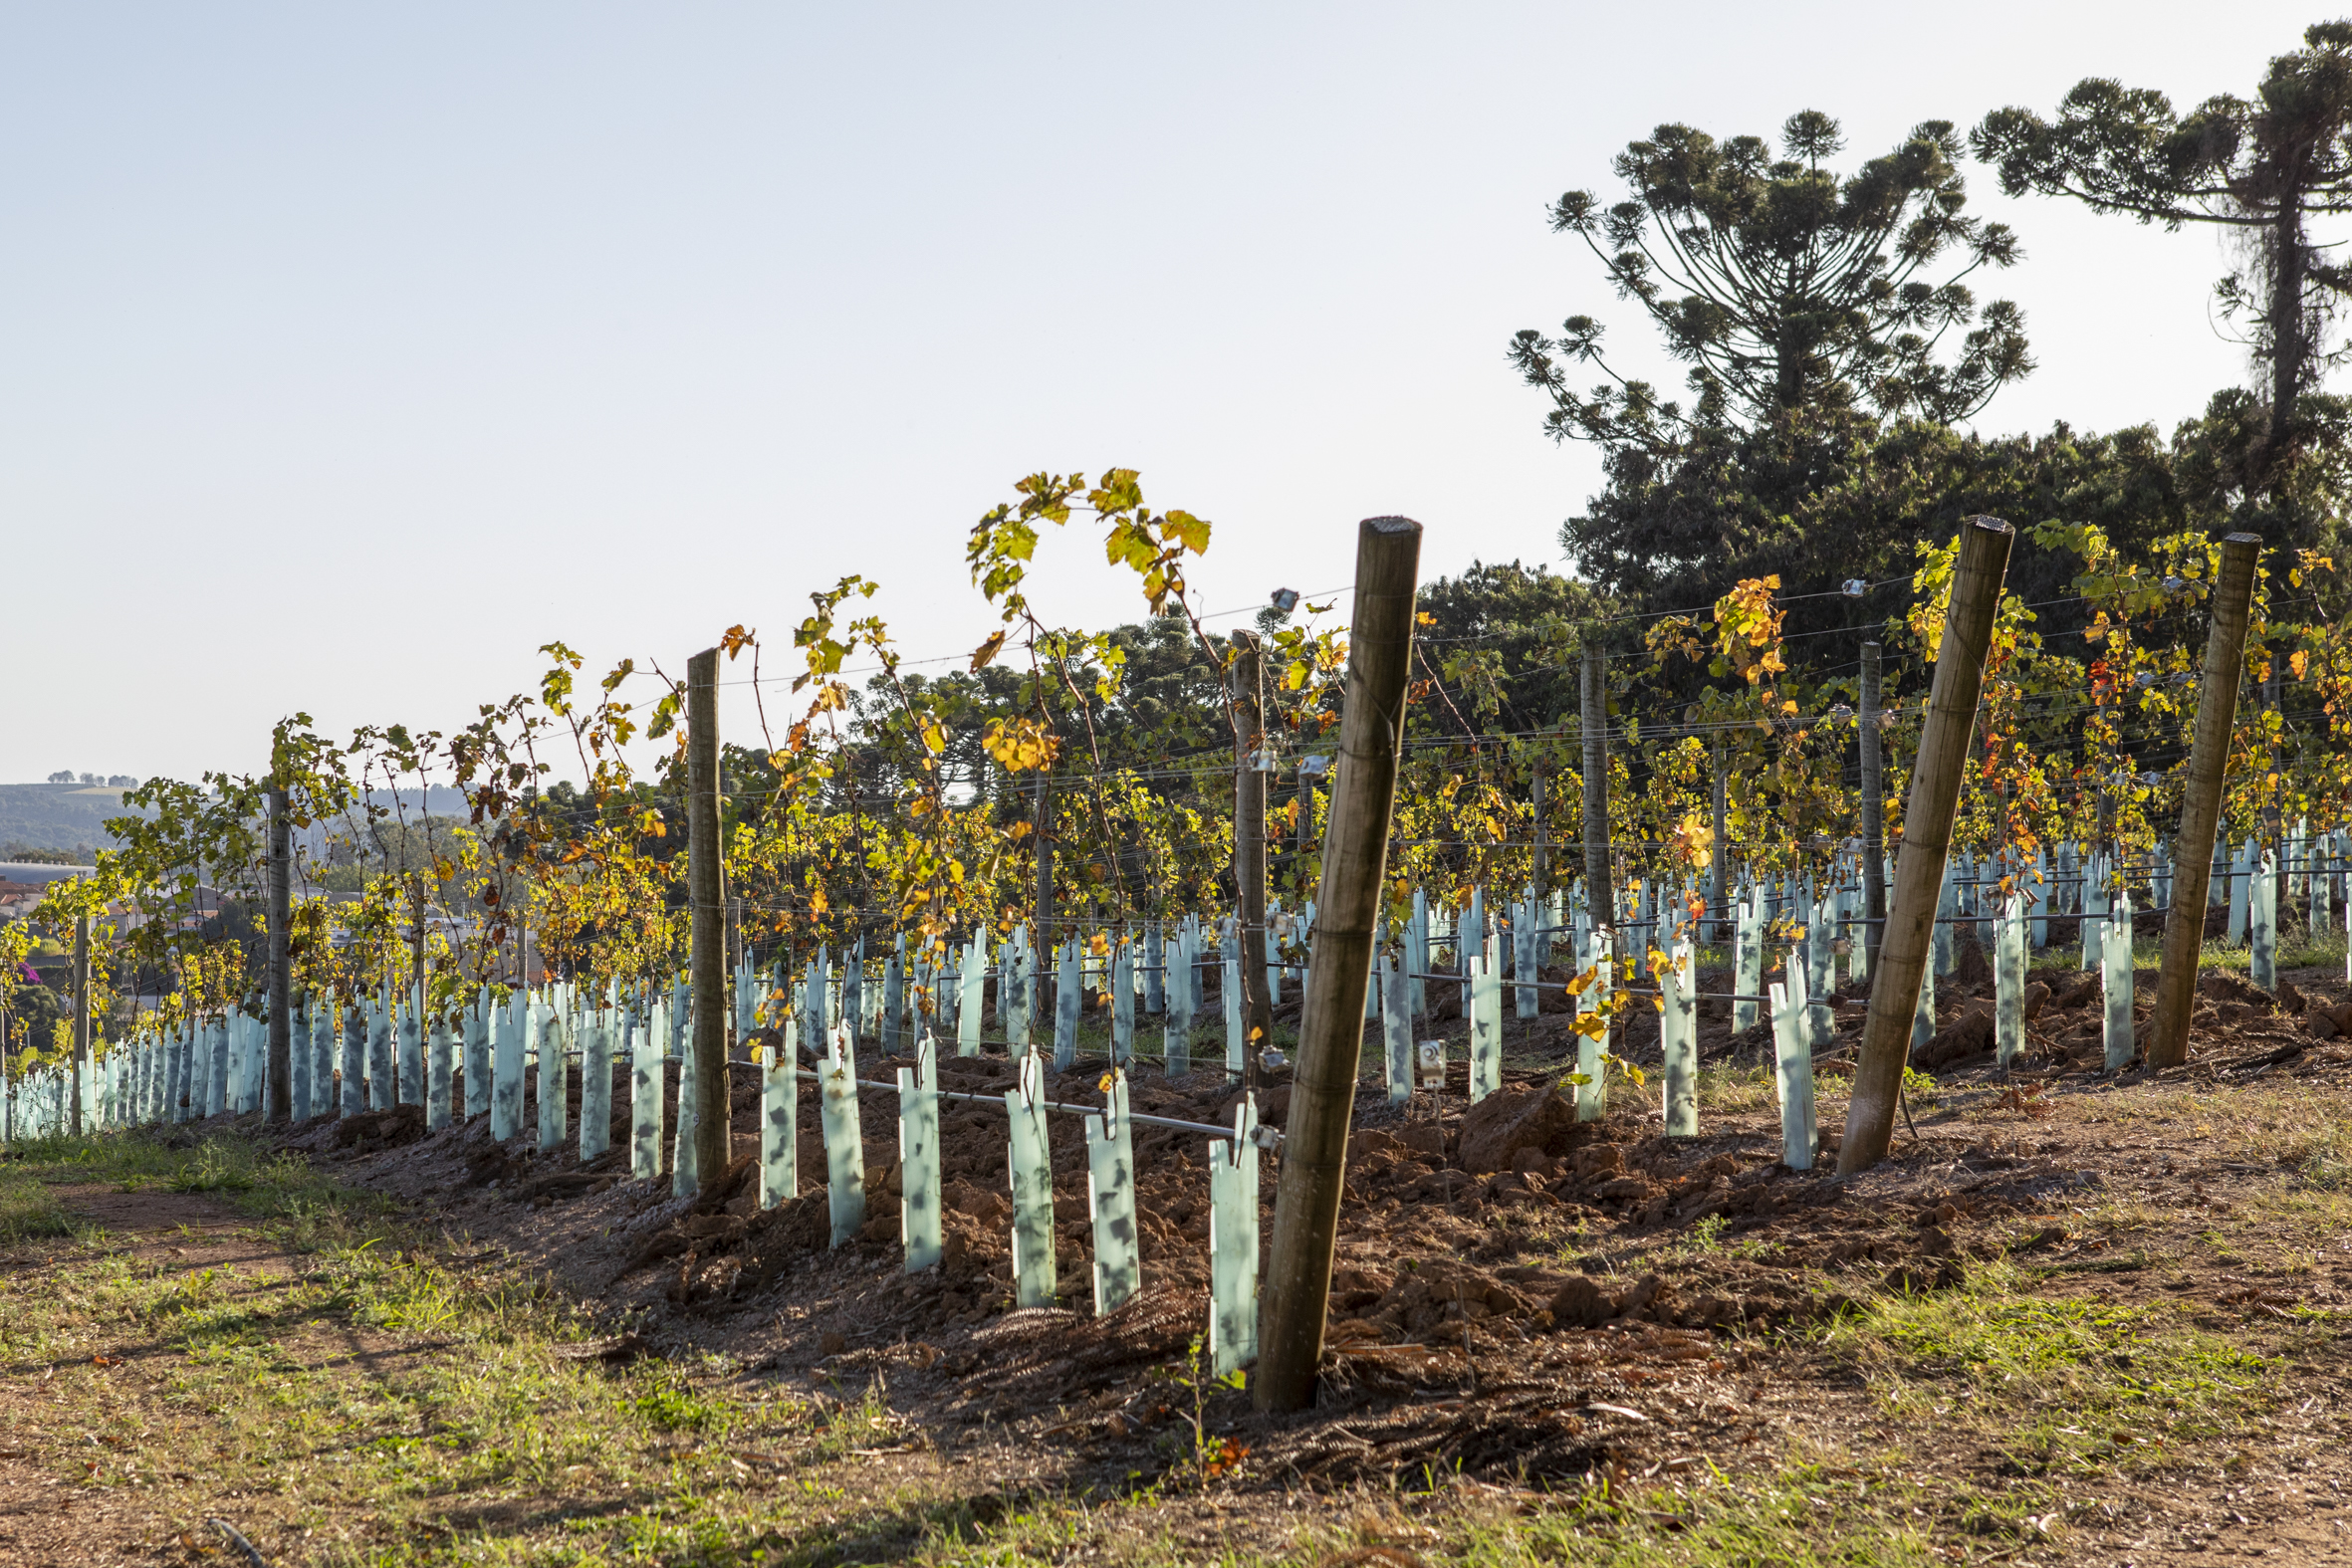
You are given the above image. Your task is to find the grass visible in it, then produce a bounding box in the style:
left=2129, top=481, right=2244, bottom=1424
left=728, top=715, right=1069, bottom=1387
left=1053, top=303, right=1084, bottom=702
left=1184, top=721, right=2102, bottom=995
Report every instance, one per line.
left=5, top=1128, right=389, bottom=1249
left=0, top=1159, right=78, bottom=1243
left=1430, top=1464, right=1952, bottom=1567
left=0, top=1132, right=866, bottom=1565
left=1695, top=1063, right=1778, bottom=1114
left=0, top=1123, right=2304, bottom=1566
left=2018, top=931, right=2349, bottom=980
left=1822, top=1261, right=2272, bottom=1477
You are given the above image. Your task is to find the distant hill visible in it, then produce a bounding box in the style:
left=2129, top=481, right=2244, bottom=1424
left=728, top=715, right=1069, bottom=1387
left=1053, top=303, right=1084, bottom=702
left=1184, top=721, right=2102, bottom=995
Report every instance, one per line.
left=0, top=783, right=478, bottom=862
left=0, top=784, right=151, bottom=854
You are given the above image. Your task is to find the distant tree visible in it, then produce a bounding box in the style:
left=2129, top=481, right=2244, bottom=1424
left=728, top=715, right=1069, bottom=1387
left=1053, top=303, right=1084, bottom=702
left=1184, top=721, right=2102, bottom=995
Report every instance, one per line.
left=77, top=773, right=95, bottom=785
left=1511, top=111, right=2031, bottom=445
left=45, top=771, right=72, bottom=784
left=106, top=776, right=136, bottom=787
left=5, top=978, right=63, bottom=1056
left=1974, top=21, right=2352, bottom=510
left=1, top=846, right=91, bottom=866
left=1556, top=393, right=2349, bottom=656
left=1412, top=562, right=1612, bottom=733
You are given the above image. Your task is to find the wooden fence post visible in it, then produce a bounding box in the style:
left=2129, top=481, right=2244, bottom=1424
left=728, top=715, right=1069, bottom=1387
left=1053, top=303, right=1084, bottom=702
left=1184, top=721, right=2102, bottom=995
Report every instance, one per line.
left=1839, top=519, right=2014, bottom=1174
left=688, top=647, right=729, bottom=1183
left=1709, top=733, right=1729, bottom=940
left=1255, top=516, right=1421, bottom=1414
left=71, top=913, right=91, bottom=1136
left=2148, top=534, right=2264, bottom=1068
left=410, top=873, right=426, bottom=1012
left=268, top=786, right=293, bottom=1121
left=1580, top=639, right=1614, bottom=928
left=1230, top=631, right=1276, bottom=1082
left=1859, top=641, right=1885, bottom=978
left=1524, top=757, right=1542, bottom=893
left=1034, top=769, right=1056, bottom=1015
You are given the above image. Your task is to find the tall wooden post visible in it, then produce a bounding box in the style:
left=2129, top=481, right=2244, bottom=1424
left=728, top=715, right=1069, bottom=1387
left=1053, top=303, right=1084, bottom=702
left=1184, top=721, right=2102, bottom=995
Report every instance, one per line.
left=1709, top=734, right=1729, bottom=940
left=1859, top=641, right=1886, bottom=976
left=1839, top=519, right=2014, bottom=1173
left=268, top=787, right=293, bottom=1121
left=1230, top=631, right=1276, bottom=1080
left=1580, top=639, right=1614, bottom=928
left=1256, top=516, right=1421, bottom=1414
left=2148, top=534, right=2263, bottom=1068
left=1530, top=759, right=1549, bottom=898
left=1033, top=768, right=1056, bottom=1013
left=726, top=892, right=745, bottom=1056
left=410, top=874, right=427, bottom=1001
left=1296, top=767, right=1318, bottom=891
left=71, top=913, right=91, bottom=1136
left=688, top=647, right=729, bottom=1182
left=2261, top=673, right=2282, bottom=845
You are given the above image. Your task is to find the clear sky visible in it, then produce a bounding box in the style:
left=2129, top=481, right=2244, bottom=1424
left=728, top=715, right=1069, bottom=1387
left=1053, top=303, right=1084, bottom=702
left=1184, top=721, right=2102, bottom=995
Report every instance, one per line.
left=2, top=2, right=2323, bottom=787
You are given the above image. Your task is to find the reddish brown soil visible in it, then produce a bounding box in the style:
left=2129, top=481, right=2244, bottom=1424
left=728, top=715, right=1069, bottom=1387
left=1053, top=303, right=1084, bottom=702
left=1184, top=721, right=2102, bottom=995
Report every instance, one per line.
left=239, top=947, right=2347, bottom=1502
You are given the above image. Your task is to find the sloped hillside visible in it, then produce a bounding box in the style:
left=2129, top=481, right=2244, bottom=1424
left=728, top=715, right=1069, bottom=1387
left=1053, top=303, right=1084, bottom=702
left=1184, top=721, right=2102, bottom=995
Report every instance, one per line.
left=0, top=784, right=149, bottom=855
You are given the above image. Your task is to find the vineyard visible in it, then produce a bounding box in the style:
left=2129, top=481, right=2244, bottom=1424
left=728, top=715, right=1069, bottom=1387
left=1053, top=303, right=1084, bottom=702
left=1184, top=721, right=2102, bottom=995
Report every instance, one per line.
left=0, top=480, right=2350, bottom=1563
left=6, top=484, right=2350, bottom=1117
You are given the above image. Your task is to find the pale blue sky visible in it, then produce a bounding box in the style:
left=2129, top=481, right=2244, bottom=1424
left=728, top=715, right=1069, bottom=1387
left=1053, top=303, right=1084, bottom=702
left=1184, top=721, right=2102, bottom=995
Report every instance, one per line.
left=1, top=2, right=2315, bottom=784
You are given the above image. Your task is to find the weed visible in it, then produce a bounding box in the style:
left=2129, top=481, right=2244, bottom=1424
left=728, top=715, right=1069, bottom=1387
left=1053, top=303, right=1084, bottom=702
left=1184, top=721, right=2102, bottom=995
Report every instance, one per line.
left=1423, top=1460, right=1950, bottom=1567
left=1695, top=1064, right=1777, bottom=1114
left=1991, top=1079, right=2055, bottom=1120
left=1824, top=1262, right=2271, bottom=1474
left=0, top=1166, right=76, bottom=1244
left=1146, top=1334, right=1249, bottom=1486
left=628, top=1370, right=739, bottom=1435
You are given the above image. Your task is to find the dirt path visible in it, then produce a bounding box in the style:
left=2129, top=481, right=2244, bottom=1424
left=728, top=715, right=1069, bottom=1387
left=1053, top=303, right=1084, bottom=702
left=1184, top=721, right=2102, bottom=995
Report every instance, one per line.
left=0, top=1185, right=289, bottom=1568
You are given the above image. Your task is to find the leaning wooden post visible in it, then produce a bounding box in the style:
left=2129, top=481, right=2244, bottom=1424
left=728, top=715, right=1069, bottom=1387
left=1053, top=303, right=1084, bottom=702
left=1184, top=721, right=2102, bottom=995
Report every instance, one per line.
left=1709, top=734, right=1729, bottom=940
left=1033, top=768, right=1056, bottom=1017
left=1580, top=638, right=1614, bottom=928
left=1255, top=516, right=1421, bottom=1415
left=71, top=913, right=91, bottom=1136
left=1230, top=631, right=1276, bottom=1081
left=268, top=785, right=294, bottom=1121
left=688, top=647, right=730, bottom=1184
left=2147, top=534, right=2263, bottom=1068
left=1839, top=519, right=2013, bottom=1174
left=1531, top=757, right=1549, bottom=899
left=1859, top=641, right=1886, bottom=977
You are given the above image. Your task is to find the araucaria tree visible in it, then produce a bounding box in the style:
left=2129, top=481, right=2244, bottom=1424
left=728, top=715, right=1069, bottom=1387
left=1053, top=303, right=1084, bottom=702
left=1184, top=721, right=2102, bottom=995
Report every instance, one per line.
left=1508, top=111, right=2034, bottom=618
left=1512, top=111, right=2031, bottom=445
left=1974, top=21, right=2352, bottom=508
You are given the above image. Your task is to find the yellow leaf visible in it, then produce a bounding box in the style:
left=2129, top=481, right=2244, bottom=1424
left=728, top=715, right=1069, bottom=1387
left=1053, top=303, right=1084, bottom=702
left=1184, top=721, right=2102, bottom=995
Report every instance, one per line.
left=1164, top=509, right=1212, bottom=555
